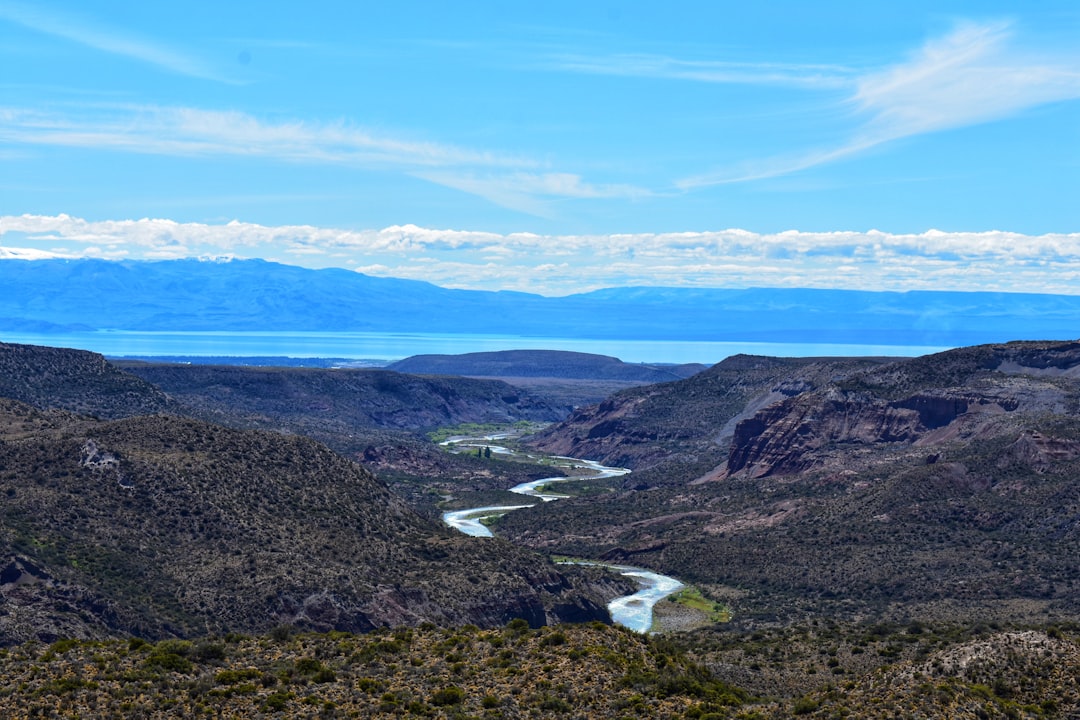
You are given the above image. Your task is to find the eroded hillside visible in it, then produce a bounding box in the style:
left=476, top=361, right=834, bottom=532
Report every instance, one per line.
left=528, top=354, right=889, bottom=473
left=724, top=341, right=1080, bottom=479
left=120, top=362, right=569, bottom=430
left=502, top=341, right=1080, bottom=627
left=118, top=360, right=580, bottom=510
left=0, top=348, right=629, bottom=645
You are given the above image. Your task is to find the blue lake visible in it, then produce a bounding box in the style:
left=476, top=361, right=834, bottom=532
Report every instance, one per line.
left=0, top=330, right=951, bottom=365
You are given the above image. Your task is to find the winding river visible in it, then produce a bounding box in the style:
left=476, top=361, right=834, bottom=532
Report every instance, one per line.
left=440, top=435, right=684, bottom=634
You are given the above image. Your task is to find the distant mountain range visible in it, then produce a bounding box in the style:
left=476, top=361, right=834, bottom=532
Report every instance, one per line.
left=2, top=258, right=1079, bottom=346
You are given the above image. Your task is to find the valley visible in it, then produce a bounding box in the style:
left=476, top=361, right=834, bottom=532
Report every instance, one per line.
left=7, top=4, right=1077, bottom=716
left=436, top=430, right=687, bottom=634
left=0, top=339, right=1077, bottom=717
left=501, top=343, right=1080, bottom=630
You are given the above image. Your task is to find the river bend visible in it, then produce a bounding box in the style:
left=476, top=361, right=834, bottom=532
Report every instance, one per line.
left=440, top=436, right=683, bottom=633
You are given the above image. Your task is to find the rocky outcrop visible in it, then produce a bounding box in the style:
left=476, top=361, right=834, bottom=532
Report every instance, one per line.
left=723, top=341, right=1080, bottom=478
left=726, top=394, right=920, bottom=477
left=997, top=431, right=1080, bottom=472
left=996, top=340, right=1080, bottom=376
left=528, top=355, right=888, bottom=471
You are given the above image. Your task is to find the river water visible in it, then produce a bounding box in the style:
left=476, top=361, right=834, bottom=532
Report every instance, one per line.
left=439, top=437, right=683, bottom=633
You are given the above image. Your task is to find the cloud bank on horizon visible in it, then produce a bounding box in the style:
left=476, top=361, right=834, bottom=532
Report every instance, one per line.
left=0, top=2, right=1077, bottom=273
left=3, top=214, right=1079, bottom=297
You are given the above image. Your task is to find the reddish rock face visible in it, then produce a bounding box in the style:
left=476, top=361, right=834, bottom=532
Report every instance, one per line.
left=725, top=395, right=923, bottom=477
left=528, top=355, right=890, bottom=471
left=723, top=341, right=1080, bottom=479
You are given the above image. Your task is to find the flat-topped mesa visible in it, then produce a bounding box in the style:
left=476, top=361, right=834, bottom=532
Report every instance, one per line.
left=388, top=349, right=702, bottom=382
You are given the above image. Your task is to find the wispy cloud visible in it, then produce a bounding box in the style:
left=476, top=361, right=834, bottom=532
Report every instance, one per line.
left=0, top=1, right=236, bottom=83
left=0, top=105, right=526, bottom=168
left=679, top=21, right=1080, bottom=187
left=854, top=21, right=1080, bottom=140
left=4, top=215, right=1080, bottom=296
left=415, top=171, right=652, bottom=215
left=0, top=104, right=653, bottom=214
left=548, top=53, right=854, bottom=89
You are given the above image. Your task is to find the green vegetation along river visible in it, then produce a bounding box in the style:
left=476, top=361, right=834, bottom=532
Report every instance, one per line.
left=439, top=433, right=684, bottom=633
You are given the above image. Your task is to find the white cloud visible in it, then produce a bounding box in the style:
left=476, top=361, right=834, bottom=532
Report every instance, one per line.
left=415, top=171, right=651, bottom=214
left=0, top=104, right=655, bottom=214
left=0, top=245, right=70, bottom=259
left=679, top=21, right=1080, bottom=187
left=854, top=22, right=1080, bottom=140
left=0, top=106, right=527, bottom=169
left=0, top=1, right=235, bottom=83
left=547, top=53, right=854, bottom=89
left=4, top=214, right=1080, bottom=296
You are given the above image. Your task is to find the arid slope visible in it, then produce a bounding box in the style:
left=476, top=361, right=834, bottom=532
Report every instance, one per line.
left=503, top=341, right=1080, bottom=626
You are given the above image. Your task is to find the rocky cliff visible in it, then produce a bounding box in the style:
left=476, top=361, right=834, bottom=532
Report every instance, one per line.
left=528, top=354, right=888, bottom=473
left=501, top=340, right=1080, bottom=625
left=723, top=341, right=1080, bottom=478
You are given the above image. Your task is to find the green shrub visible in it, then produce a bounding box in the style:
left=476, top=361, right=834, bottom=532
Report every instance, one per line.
left=47, top=639, right=80, bottom=656
left=356, top=677, right=384, bottom=694
left=270, top=624, right=296, bottom=642
left=295, top=657, right=324, bottom=675
left=506, top=618, right=530, bottom=631
left=262, top=690, right=293, bottom=711
left=154, top=639, right=193, bottom=657
left=144, top=652, right=193, bottom=674
left=39, top=677, right=99, bottom=695
left=313, top=667, right=336, bottom=683
left=215, top=668, right=261, bottom=685
left=540, top=631, right=567, bottom=647
left=431, top=686, right=465, bottom=706
left=195, top=641, right=226, bottom=661
left=537, top=694, right=572, bottom=712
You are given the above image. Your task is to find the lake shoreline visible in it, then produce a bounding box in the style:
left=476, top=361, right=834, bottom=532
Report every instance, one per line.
left=1, top=329, right=951, bottom=366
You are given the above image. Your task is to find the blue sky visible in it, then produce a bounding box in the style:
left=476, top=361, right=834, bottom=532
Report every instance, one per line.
left=1, top=1, right=1078, bottom=295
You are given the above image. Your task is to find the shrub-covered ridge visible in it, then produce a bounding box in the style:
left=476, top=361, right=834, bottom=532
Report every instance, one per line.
left=0, top=621, right=1076, bottom=719
left=0, top=622, right=749, bottom=719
